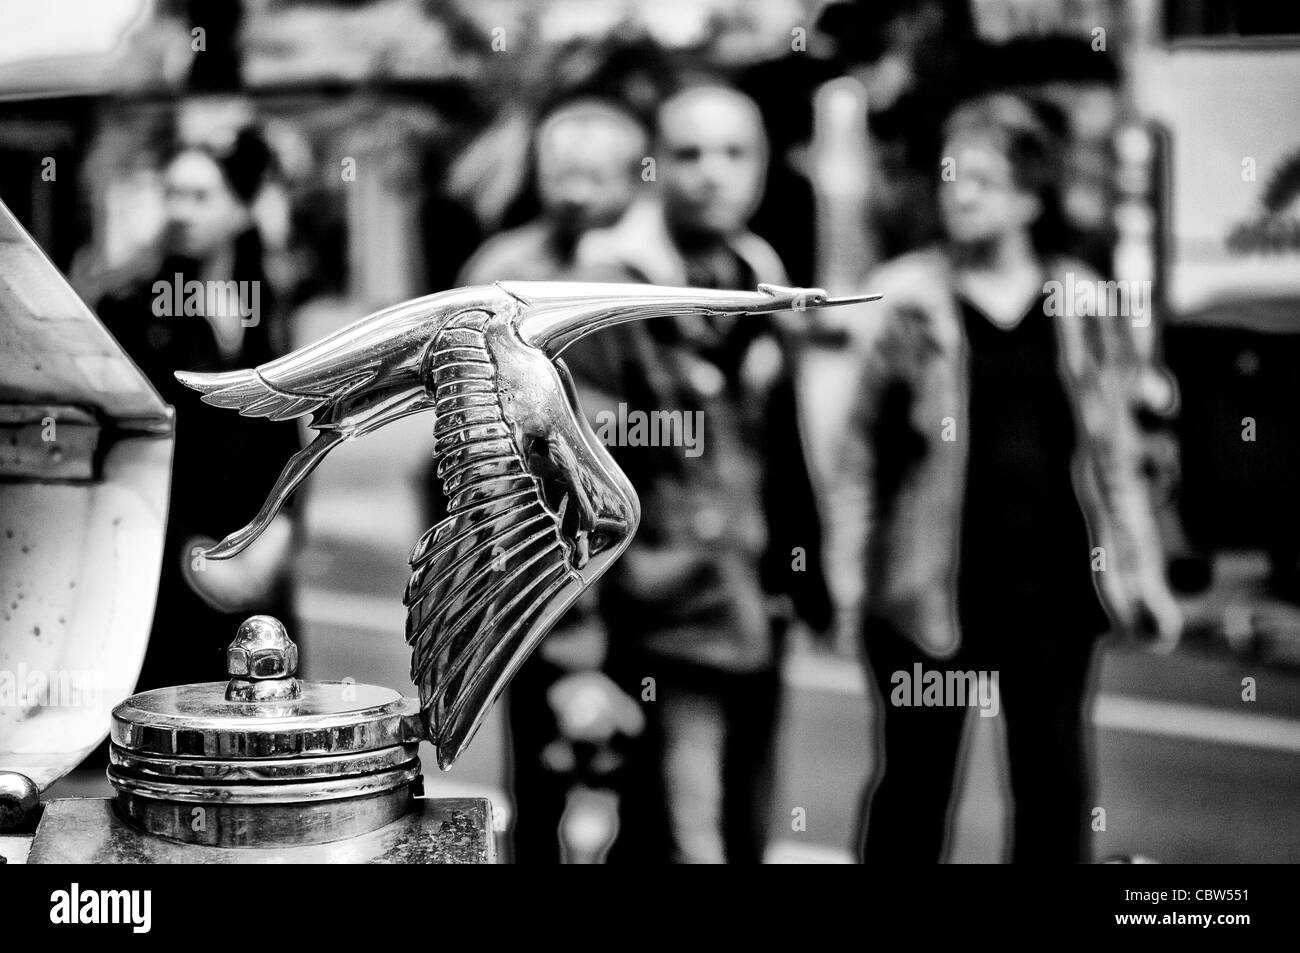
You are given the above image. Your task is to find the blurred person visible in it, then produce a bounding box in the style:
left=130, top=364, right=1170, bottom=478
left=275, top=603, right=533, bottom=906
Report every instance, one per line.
left=838, top=93, right=1181, bottom=864
left=558, top=84, right=833, bottom=863
left=420, top=150, right=483, bottom=298
left=740, top=0, right=980, bottom=657
left=459, top=98, right=649, bottom=285
left=490, top=37, right=678, bottom=233
left=452, top=97, right=651, bottom=864
left=739, top=0, right=977, bottom=288
left=76, top=127, right=301, bottom=694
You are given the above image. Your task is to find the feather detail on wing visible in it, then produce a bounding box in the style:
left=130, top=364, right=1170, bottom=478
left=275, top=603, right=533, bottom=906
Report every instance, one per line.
left=174, top=364, right=380, bottom=422
left=403, top=311, right=583, bottom=768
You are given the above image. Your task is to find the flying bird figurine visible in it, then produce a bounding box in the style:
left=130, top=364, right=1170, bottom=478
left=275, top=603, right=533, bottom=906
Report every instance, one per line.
left=176, top=281, right=880, bottom=767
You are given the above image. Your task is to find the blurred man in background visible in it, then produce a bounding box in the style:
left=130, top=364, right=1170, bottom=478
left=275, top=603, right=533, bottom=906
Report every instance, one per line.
left=561, top=83, right=832, bottom=863
left=76, top=127, right=301, bottom=694
left=459, top=99, right=649, bottom=285
left=453, top=96, right=650, bottom=863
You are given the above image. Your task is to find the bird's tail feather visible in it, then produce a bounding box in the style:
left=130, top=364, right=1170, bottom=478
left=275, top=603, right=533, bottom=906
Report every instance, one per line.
left=175, top=368, right=327, bottom=421
left=199, top=429, right=347, bottom=559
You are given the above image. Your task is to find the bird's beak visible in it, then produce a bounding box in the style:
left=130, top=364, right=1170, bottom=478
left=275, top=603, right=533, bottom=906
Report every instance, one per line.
left=506, top=281, right=881, bottom=356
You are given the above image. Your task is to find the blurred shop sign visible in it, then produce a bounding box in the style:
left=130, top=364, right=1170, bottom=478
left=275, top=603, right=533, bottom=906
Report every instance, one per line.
left=1126, top=2, right=1300, bottom=318
left=0, top=1, right=184, bottom=99
left=1136, top=45, right=1300, bottom=316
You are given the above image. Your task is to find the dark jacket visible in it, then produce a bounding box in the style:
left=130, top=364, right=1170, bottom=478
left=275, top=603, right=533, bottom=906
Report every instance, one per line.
left=837, top=247, right=1173, bottom=657
left=88, top=229, right=300, bottom=689
left=566, top=200, right=833, bottom=672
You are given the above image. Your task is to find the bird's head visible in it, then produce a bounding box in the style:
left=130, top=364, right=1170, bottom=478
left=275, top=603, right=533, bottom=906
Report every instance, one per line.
left=502, top=280, right=880, bottom=356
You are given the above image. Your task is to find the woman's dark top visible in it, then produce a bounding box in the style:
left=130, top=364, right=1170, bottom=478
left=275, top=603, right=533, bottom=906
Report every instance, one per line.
left=956, top=293, right=1109, bottom=641
left=94, top=229, right=300, bottom=690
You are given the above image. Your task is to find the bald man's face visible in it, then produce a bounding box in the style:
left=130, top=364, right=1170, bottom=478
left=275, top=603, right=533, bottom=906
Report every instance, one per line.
left=658, top=90, right=767, bottom=238
left=536, top=116, right=644, bottom=236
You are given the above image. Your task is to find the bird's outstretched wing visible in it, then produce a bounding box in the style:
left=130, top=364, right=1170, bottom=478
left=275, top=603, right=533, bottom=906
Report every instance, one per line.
left=404, top=310, right=602, bottom=769
left=175, top=291, right=466, bottom=425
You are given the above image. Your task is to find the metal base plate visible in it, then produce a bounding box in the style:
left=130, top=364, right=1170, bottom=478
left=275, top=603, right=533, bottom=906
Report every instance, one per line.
left=26, top=796, right=495, bottom=863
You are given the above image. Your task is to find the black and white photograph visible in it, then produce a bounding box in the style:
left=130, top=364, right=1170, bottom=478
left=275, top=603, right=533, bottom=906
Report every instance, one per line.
left=0, top=0, right=1295, bottom=929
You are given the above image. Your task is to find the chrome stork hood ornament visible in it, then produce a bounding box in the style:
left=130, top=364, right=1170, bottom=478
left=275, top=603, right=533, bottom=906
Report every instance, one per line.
left=176, top=280, right=879, bottom=767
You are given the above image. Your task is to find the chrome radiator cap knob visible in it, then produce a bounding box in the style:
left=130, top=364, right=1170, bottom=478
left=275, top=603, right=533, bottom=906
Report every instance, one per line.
left=225, top=614, right=301, bottom=702
left=107, top=616, right=424, bottom=848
